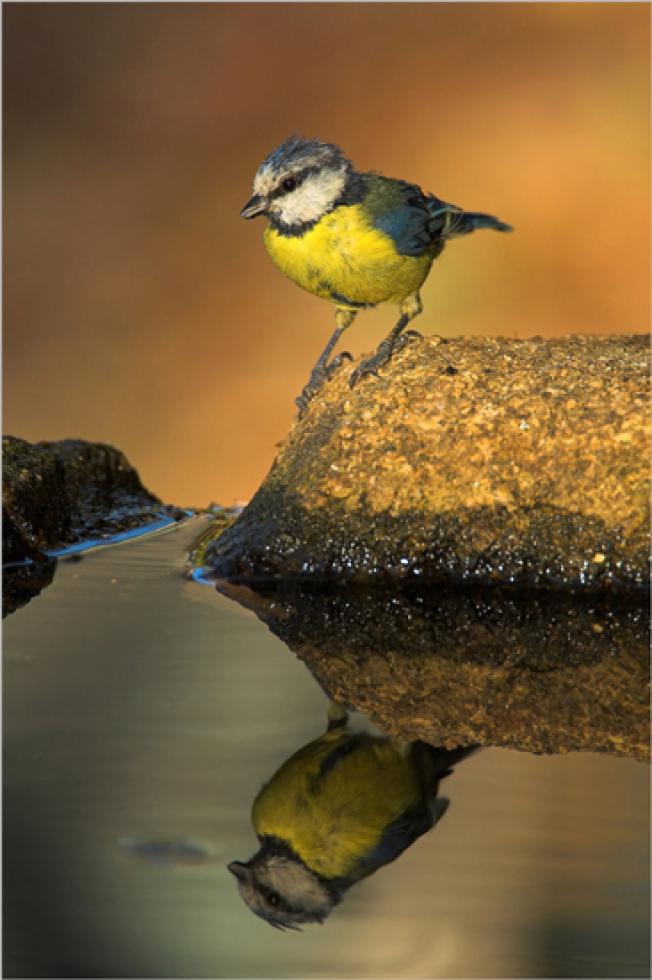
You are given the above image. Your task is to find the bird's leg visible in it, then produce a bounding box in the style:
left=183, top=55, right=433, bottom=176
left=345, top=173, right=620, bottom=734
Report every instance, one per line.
left=295, top=309, right=357, bottom=415
left=349, top=293, right=423, bottom=389
left=326, top=701, right=349, bottom=731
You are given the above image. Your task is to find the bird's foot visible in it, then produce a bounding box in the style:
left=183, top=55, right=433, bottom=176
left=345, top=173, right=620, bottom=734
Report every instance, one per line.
left=295, top=352, right=353, bottom=416
left=394, top=329, right=424, bottom=352
left=348, top=331, right=422, bottom=389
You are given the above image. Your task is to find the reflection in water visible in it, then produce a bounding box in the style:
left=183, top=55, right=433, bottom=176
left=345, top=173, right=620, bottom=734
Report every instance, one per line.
left=2, top=557, right=57, bottom=618
left=3, top=518, right=649, bottom=977
left=214, top=580, right=649, bottom=760
left=3, top=515, right=188, bottom=620
left=229, top=703, right=476, bottom=930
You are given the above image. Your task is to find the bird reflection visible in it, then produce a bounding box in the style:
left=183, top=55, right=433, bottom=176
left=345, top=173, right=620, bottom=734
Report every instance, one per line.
left=228, top=703, right=476, bottom=930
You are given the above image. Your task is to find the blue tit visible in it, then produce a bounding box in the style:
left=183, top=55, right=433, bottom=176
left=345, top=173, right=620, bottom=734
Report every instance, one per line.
left=227, top=704, right=476, bottom=930
left=240, top=136, right=512, bottom=413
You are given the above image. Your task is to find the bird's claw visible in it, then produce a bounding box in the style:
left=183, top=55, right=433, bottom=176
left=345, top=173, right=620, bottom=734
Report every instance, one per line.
left=294, top=392, right=310, bottom=416
left=295, top=352, right=353, bottom=417
left=348, top=340, right=395, bottom=388
left=395, top=329, right=423, bottom=351
left=349, top=331, right=422, bottom=389
left=349, top=362, right=381, bottom=389
left=328, top=351, right=353, bottom=370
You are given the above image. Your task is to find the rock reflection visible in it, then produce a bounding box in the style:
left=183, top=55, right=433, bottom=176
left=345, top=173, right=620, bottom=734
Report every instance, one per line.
left=228, top=702, right=475, bottom=930
left=3, top=558, right=57, bottom=618
left=215, top=580, right=649, bottom=761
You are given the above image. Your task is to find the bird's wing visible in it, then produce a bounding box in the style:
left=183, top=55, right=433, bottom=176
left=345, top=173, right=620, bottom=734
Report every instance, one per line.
left=362, top=175, right=453, bottom=257
left=362, top=174, right=512, bottom=254
left=347, top=803, right=439, bottom=881
left=344, top=743, right=477, bottom=879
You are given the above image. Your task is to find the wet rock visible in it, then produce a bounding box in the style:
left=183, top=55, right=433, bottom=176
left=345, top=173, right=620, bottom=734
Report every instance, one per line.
left=2, top=559, right=57, bottom=619
left=205, top=335, right=650, bottom=593
left=3, top=436, right=164, bottom=563
left=189, top=506, right=244, bottom=567
left=163, top=505, right=190, bottom=522
left=216, top=580, right=649, bottom=761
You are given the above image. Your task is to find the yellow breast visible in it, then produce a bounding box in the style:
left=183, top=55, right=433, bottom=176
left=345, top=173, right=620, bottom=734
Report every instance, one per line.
left=252, top=730, right=422, bottom=880
left=263, top=205, right=432, bottom=310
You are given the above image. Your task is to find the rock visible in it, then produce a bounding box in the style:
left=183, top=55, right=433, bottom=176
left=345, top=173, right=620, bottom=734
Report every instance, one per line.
left=202, top=333, right=650, bottom=758
left=215, top=579, right=649, bottom=761
left=3, top=438, right=70, bottom=563
left=205, top=334, right=650, bottom=594
left=189, top=506, right=245, bottom=568
left=3, top=437, right=164, bottom=564
left=2, top=559, right=57, bottom=619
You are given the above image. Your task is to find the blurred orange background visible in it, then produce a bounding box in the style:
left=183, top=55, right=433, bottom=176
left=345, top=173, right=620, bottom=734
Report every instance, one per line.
left=4, top=3, right=649, bottom=507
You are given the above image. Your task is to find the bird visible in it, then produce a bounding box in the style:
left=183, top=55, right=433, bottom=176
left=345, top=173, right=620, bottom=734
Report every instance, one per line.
left=227, top=702, right=477, bottom=930
left=240, top=136, right=512, bottom=414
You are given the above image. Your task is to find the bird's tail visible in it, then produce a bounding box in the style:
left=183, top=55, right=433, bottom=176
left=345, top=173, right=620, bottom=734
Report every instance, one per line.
left=411, top=741, right=480, bottom=783
left=411, top=743, right=479, bottom=828
left=454, top=210, right=513, bottom=234
left=427, top=198, right=513, bottom=239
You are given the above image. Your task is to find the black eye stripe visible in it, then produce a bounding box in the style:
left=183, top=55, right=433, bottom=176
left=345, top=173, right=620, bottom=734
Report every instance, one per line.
left=269, top=165, right=321, bottom=200
left=261, top=886, right=293, bottom=913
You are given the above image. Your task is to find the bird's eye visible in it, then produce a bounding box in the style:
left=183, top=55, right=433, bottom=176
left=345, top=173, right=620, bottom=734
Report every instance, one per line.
left=282, top=177, right=297, bottom=193
left=268, top=891, right=281, bottom=907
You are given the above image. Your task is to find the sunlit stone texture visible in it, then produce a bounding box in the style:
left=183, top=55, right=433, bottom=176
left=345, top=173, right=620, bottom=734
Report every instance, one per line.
left=206, top=334, right=649, bottom=594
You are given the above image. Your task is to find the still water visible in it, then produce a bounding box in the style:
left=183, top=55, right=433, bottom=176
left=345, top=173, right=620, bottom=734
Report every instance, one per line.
left=3, top=517, right=649, bottom=978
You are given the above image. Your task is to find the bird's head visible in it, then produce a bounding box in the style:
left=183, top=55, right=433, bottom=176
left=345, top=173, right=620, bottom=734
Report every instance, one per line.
left=227, top=840, right=339, bottom=930
left=241, top=137, right=353, bottom=230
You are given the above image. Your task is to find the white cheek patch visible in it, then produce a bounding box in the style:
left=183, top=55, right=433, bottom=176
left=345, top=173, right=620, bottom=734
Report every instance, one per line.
left=272, top=168, right=348, bottom=226
left=263, top=859, right=332, bottom=914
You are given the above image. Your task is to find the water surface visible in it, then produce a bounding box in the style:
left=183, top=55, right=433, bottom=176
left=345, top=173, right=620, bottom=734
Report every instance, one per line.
left=3, top=518, right=649, bottom=977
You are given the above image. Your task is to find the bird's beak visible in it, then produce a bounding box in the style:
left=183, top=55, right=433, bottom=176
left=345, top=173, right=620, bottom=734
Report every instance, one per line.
left=227, top=860, right=252, bottom=882
left=240, top=194, right=267, bottom=219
